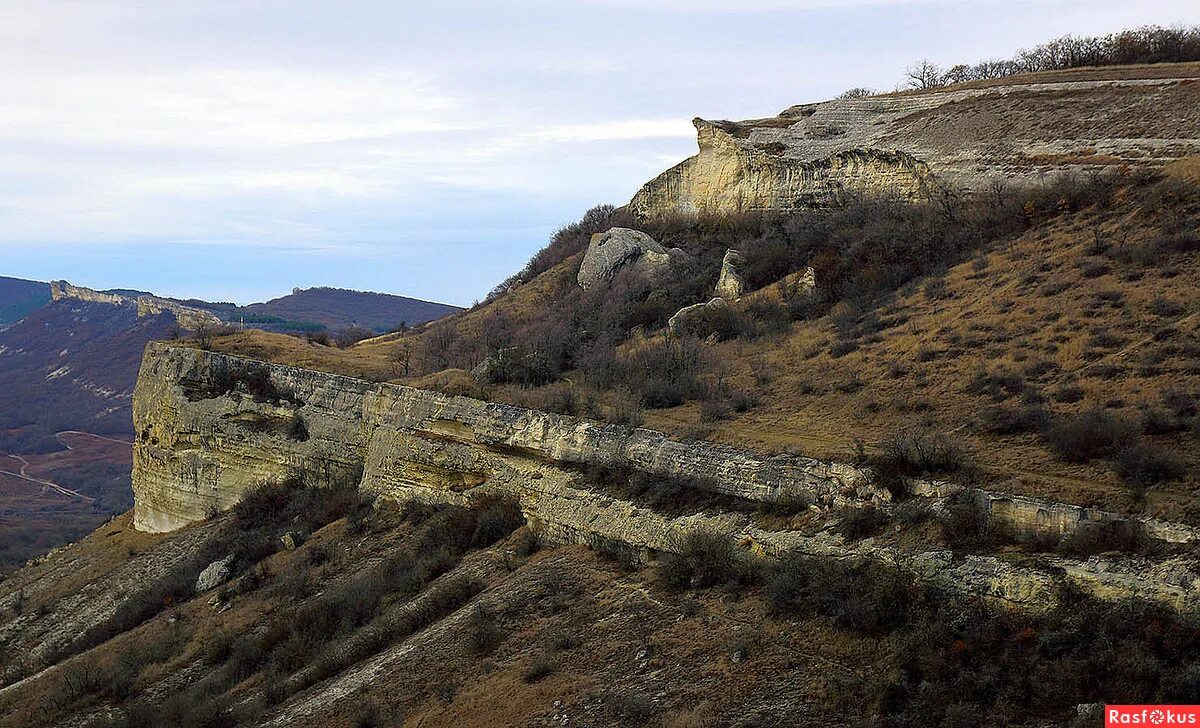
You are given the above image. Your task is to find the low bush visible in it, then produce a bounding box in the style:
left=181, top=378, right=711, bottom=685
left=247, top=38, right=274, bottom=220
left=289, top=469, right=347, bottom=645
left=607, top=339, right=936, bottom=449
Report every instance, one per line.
left=1043, top=409, right=1136, bottom=463
left=1057, top=520, right=1152, bottom=557
left=964, top=367, right=1029, bottom=401
left=834, top=507, right=889, bottom=540
left=522, top=654, right=555, bottom=683
left=657, top=532, right=758, bottom=591
left=976, top=403, right=1049, bottom=435
left=765, top=556, right=913, bottom=635
left=869, top=430, right=972, bottom=497
left=1110, top=442, right=1186, bottom=491
left=465, top=605, right=504, bottom=657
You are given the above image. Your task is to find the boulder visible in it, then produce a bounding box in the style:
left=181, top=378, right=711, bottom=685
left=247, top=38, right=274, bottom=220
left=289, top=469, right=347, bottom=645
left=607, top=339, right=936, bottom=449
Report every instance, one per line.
left=280, top=531, right=303, bottom=550
left=195, top=554, right=235, bottom=593
left=713, top=249, right=746, bottom=299
left=784, top=266, right=817, bottom=298
left=577, top=228, right=688, bottom=290
left=668, top=297, right=729, bottom=337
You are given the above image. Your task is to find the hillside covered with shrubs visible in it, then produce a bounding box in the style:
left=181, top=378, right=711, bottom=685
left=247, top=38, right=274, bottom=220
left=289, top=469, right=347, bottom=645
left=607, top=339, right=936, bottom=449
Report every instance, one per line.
left=204, top=153, right=1200, bottom=522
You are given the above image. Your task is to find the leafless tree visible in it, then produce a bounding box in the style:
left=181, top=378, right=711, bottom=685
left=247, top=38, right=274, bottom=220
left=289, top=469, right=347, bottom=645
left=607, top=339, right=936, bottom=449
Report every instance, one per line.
left=390, top=343, right=412, bottom=378
left=905, top=59, right=945, bottom=89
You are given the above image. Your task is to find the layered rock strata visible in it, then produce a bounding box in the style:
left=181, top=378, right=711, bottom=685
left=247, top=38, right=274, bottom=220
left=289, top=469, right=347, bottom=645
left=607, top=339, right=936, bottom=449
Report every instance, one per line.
left=132, top=344, right=1200, bottom=610
left=631, top=73, right=1200, bottom=216
left=51, top=280, right=222, bottom=331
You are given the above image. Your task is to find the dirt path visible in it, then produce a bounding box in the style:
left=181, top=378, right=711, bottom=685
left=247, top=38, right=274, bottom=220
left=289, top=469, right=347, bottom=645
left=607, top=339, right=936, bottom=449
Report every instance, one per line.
left=55, top=431, right=133, bottom=449
left=0, top=466, right=95, bottom=501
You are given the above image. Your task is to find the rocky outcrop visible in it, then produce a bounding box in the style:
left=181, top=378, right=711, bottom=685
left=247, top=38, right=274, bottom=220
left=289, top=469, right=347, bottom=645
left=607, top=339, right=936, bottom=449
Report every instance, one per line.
left=131, top=344, right=1200, bottom=611
left=667, top=297, right=729, bottom=337
left=576, top=228, right=687, bottom=290
left=49, top=281, right=126, bottom=307
left=195, top=554, right=234, bottom=592
left=630, top=120, right=936, bottom=216
left=135, top=295, right=223, bottom=331
left=713, top=249, right=746, bottom=300
left=630, top=73, right=1200, bottom=216
left=50, top=280, right=222, bottom=331
left=133, top=343, right=873, bottom=533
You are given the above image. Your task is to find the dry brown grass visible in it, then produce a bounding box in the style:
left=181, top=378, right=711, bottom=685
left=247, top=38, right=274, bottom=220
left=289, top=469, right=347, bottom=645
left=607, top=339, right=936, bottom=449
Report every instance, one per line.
left=207, top=170, right=1200, bottom=520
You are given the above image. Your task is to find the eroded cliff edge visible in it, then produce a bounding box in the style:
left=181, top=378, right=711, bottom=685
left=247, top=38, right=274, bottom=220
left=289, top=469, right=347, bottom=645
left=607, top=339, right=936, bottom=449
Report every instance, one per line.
left=132, top=343, right=1200, bottom=611
left=631, top=73, right=1200, bottom=216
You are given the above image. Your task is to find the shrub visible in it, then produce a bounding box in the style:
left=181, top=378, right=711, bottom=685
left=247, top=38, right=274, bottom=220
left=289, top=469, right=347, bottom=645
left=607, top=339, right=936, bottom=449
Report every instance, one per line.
left=829, top=340, right=859, bottom=358
left=765, top=556, right=913, bottom=634
left=606, top=389, right=645, bottom=427
left=465, top=606, right=503, bottom=657
left=1053, top=384, right=1086, bottom=403
left=834, top=507, right=889, bottom=540
left=335, top=326, right=376, bottom=348
left=1140, top=407, right=1183, bottom=435
left=1057, top=520, right=1151, bottom=557
left=1110, top=442, right=1186, bottom=490
left=976, top=403, right=1049, bottom=435
left=469, top=496, right=524, bottom=548
left=1149, top=297, right=1186, bottom=317
left=1044, top=409, right=1137, bottom=463
left=964, top=367, right=1029, bottom=401
left=939, top=493, right=996, bottom=550
left=522, top=654, right=555, bottom=683
left=657, top=532, right=757, bottom=591
left=1162, top=388, right=1197, bottom=418
left=353, top=701, right=380, bottom=728
left=869, top=430, right=971, bottom=497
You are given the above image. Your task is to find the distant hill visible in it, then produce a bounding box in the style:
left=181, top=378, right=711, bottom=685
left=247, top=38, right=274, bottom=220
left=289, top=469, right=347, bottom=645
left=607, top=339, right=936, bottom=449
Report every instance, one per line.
left=0, top=298, right=174, bottom=571
left=0, top=280, right=459, bottom=572
left=0, top=298, right=174, bottom=451
left=0, top=276, right=50, bottom=326
left=235, top=286, right=462, bottom=332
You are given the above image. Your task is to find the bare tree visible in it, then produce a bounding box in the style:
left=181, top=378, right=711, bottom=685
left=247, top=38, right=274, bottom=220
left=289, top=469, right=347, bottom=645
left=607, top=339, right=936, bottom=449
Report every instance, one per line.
left=192, top=321, right=216, bottom=351
left=390, top=343, right=412, bottom=378
left=905, top=59, right=944, bottom=89
left=837, top=87, right=877, bottom=99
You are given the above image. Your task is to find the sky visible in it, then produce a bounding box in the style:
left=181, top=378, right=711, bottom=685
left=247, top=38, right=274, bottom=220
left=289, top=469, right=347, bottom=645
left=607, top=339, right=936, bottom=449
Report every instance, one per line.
left=0, top=1, right=1195, bottom=306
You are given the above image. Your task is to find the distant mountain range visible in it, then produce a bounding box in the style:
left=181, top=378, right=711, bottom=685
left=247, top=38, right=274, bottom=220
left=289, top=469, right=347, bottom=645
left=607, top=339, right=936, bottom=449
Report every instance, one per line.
left=0, top=276, right=52, bottom=326
left=0, top=276, right=460, bottom=572
left=193, top=286, right=462, bottom=333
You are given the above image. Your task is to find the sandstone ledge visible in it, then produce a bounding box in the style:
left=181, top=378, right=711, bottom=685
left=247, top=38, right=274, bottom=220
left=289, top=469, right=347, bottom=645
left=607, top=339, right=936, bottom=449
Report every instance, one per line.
left=131, top=344, right=1200, bottom=611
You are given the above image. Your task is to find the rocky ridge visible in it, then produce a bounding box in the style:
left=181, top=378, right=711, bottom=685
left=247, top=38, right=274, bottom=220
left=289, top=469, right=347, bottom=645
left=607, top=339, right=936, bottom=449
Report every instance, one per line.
left=131, top=344, right=1200, bottom=611
left=630, top=71, right=1200, bottom=215
left=50, top=280, right=221, bottom=331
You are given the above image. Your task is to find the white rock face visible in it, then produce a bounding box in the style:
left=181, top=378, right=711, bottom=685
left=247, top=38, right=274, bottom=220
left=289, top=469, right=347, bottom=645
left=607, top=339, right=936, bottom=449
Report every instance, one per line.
left=714, top=249, right=746, bottom=300
left=630, top=75, right=1200, bottom=216
left=195, top=554, right=234, bottom=593
left=668, top=297, right=729, bottom=337
left=576, top=228, right=687, bottom=290
left=130, top=344, right=1200, bottom=612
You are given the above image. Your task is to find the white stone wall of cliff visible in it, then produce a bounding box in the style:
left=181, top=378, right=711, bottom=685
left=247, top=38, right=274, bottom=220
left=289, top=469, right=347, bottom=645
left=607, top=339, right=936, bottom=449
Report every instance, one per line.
left=629, top=120, right=937, bottom=216
left=130, top=344, right=1200, bottom=610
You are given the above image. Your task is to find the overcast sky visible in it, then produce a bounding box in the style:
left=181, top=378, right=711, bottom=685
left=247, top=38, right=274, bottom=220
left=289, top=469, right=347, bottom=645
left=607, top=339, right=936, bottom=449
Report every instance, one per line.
left=0, top=1, right=1195, bottom=306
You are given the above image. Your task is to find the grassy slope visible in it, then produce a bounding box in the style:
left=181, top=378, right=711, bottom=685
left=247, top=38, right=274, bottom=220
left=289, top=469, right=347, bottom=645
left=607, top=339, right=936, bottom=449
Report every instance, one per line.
left=204, top=161, right=1200, bottom=521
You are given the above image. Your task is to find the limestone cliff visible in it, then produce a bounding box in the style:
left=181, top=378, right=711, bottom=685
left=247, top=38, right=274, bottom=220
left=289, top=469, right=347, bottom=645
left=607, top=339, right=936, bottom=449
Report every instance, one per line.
left=50, top=280, right=222, bottom=331
left=631, top=72, right=1200, bottom=215
left=132, top=342, right=872, bottom=532
left=131, top=344, right=1200, bottom=611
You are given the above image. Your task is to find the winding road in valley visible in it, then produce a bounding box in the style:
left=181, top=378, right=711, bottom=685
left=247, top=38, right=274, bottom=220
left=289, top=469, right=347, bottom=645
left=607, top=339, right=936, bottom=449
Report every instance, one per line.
left=0, top=430, right=131, bottom=503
